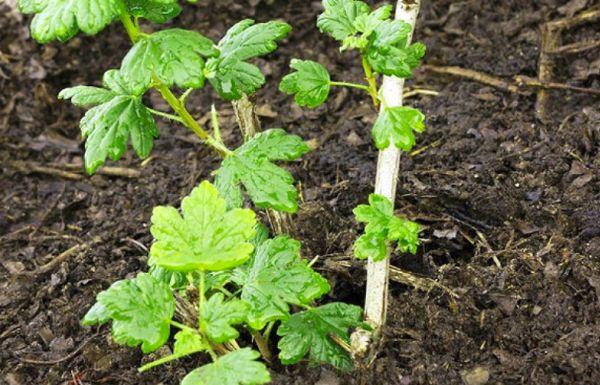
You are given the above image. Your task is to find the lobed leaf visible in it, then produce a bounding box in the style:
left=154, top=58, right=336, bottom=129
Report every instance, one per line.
left=200, top=293, right=249, bottom=343
left=149, top=181, right=256, bottom=272
left=22, top=0, right=125, bottom=44
left=352, top=194, right=420, bottom=261
left=365, top=20, right=426, bottom=78
left=280, top=59, right=331, bottom=108
left=277, top=302, right=364, bottom=370
left=125, top=0, right=181, bottom=24
left=372, top=106, right=425, bottom=151
left=121, top=28, right=218, bottom=90
left=206, top=20, right=292, bottom=100
left=82, top=273, right=175, bottom=353
left=59, top=69, right=158, bottom=174
left=215, top=129, right=310, bottom=213
left=181, top=348, right=270, bottom=385
left=317, top=0, right=370, bottom=41
left=236, top=236, right=330, bottom=330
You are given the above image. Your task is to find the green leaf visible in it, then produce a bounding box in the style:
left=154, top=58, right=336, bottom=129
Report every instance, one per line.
left=280, top=59, right=331, bottom=108
left=121, top=28, right=218, bottom=90
left=206, top=19, right=291, bottom=100
left=354, top=232, right=386, bottom=261
left=352, top=4, right=392, bottom=37
left=353, top=193, right=393, bottom=233
left=372, top=106, right=425, bottom=151
left=82, top=273, right=175, bottom=353
left=18, top=0, right=47, bottom=14
left=125, top=0, right=181, bottom=23
left=277, top=302, right=363, bottom=370
left=366, top=20, right=426, bottom=78
left=317, top=0, right=370, bottom=41
left=149, top=181, right=256, bottom=272
left=57, top=86, right=115, bottom=107
left=201, top=293, right=249, bottom=343
left=59, top=69, right=157, bottom=174
left=215, top=129, right=310, bottom=213
left=173, top=329, right=209, bottom=356
left=352, top=194, right=420, bottom=261
left=235, top=236, right=330, bottom=330
left=387, top=216, right=420, bottom=254
left=181, top=348, right=270, bottom=385
left=149, top=265, right=189, bottom=291
left=24, top=0, right=125, bottom=43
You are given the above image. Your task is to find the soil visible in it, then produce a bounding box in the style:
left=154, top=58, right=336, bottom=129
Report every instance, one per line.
left=1, top=1, right=599, bottom=384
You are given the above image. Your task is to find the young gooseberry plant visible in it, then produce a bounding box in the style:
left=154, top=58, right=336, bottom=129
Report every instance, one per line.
left=280, top=0, right=424, bottom=325
left=83, top=181, right=366, bottom=384
left=18, top=0, right=308, bottom=214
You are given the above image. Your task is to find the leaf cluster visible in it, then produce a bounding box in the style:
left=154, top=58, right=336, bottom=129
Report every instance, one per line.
left=353, top=194, right=420, bottom=261
left=84, top=181, right=365, bottom=385
left=279, top=0, right=427, bottom=153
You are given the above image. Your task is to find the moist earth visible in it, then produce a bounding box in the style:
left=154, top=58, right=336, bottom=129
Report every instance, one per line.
left=1, top=1, right=599, bottom=384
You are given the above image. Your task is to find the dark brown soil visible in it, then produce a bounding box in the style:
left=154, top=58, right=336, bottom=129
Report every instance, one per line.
left=1, top=1, right=599, bottom=384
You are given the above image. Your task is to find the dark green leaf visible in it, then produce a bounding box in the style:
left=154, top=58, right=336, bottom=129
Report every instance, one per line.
left=280, top=59, right=331, bottom=108
left=215, top=129, right=310, bottom=213
left=277, top=302, right=363, bottom=370
left=121, top=28, right=218, bottom=90
left=22, top=0, right=125, bottom=43
left=181, top=348, right=270, bottom=385
left=125, top=0, right=181, bottom=24
left=150, top=181, right=256, bottom=272
left=59, top=69, right=158, bottom=174
left=352, top=4, right=392, bottom=37
left=317, top=0, right=370, bottom=41
left=200, top=293, right=248, bottom=343
left=366, top=20, right=425, bottom=78
left=206, top=20, right=291, bottom=100
left=236, top=236, right=330, bottom=330
left=58, top=86, right=115, bottom=107
left=372, top=106, right=425, bottom=151
left=82, top=273, right=175, bottom=353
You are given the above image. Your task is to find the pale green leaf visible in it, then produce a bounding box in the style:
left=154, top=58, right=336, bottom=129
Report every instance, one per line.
left=181, top=348, right=270, bottom=385
left=150, top=181, right=256, bottom=272
left=352, top=194, right=420, bottom=261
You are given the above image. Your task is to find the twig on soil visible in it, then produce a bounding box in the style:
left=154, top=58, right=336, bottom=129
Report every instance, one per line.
left=422, top=65, right=522, bottom=93
left=422, top=65, right=600, bottom=97
left=19, top=239, right=98, bottom=277
left=332, top=258, right=458, bottom=299
left=7, top=160, right=141, bottom=179
left=536, top=8, right=600, bottom=121
left=403, top=88, right=439, bottom=99
left=17, top=333, right=99, bottom=365
left=8, top=161, right=82, bottom=180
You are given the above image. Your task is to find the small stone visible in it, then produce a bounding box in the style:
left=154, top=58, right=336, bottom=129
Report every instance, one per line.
left=461, top=367, right=490, bottom=385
